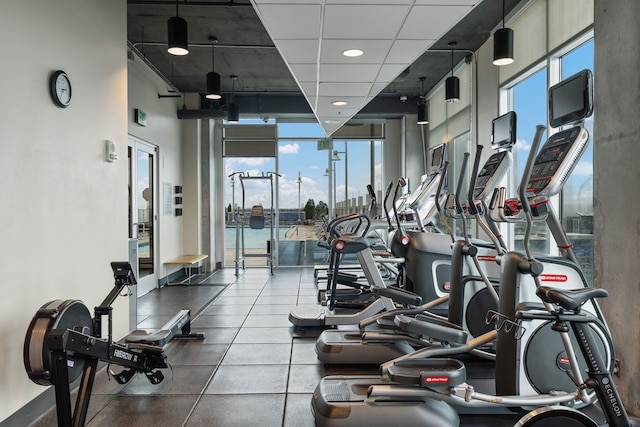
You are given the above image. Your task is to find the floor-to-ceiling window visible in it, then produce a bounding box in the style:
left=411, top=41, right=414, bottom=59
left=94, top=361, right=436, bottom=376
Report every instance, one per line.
left=559, top=39, right=595, bottom=283
left=503, top=37, right=594, bottom=283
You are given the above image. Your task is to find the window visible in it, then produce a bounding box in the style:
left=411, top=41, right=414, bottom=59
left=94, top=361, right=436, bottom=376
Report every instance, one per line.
left=511, top=66, right=549, bottom=253
left=560, top=40, right=594, bottom=283
left=502, top=38, right=594, bottom=284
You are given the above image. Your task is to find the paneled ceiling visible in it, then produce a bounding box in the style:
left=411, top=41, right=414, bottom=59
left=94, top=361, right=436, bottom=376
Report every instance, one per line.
left=127, top=0, right=523, bottom=135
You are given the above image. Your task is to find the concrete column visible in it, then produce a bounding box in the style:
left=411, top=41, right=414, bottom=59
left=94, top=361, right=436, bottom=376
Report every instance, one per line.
left=181, top=119, right=202, bottom=256
left=594, top=0, right=640, bottom=415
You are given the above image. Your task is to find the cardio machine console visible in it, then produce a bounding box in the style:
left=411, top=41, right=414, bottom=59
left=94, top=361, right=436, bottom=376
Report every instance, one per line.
left=526, top=125, right=588, bottom=198
left=473, top=151, right=512, bottom=200
left=407, top=172, right=440, bottom=210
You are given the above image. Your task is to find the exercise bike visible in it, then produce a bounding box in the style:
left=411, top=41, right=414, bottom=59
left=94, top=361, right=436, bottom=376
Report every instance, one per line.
left=513, top=285, right=639, bottom=427
left=23, top=261, right=203, bottom=427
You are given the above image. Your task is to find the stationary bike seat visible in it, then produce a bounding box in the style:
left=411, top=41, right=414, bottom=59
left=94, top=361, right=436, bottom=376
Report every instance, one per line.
left=536, top=286, right=608, bottom=311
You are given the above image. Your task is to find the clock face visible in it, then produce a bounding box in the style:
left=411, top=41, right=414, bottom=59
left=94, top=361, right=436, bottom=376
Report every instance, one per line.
left=50, top=70, right=71, bottom=108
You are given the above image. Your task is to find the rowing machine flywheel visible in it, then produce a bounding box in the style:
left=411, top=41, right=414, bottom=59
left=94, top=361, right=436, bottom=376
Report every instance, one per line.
left=23, top=299, right=92, bottom=386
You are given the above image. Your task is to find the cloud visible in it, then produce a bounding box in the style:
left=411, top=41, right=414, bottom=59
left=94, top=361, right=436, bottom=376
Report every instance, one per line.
left=515, top=138, right=531, bottom=152
left=279, top=143, right=299, bottom=154
left=572, top=160, right=593, bottom=176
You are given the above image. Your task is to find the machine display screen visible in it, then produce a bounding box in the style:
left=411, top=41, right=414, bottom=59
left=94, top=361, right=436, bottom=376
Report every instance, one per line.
left=491, top=111, right=516, bottom=149
left=430, top=144, right=445, bottom=171
left=549, top=69, right=593, bottom=128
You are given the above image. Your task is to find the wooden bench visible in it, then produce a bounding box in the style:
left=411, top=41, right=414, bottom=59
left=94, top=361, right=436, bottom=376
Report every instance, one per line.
left=164, top=254, right=208, bottom=285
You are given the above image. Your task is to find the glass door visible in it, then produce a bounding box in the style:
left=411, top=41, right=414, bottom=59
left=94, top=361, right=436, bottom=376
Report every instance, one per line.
left=128, top=136, right=158, bottom=296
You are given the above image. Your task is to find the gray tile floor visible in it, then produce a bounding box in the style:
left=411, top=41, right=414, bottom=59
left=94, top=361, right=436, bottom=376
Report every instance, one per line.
left=33, top=267, right=375, bottom=427
left=30, top=266, right=532, bottom=426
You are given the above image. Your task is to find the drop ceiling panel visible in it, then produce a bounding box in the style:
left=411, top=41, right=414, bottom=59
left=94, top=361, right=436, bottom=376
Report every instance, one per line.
left=319, top=82, right=372, bottom=97
left=398, top=5, right=475, bottom=39
left=387, top=39, right=437, bottom=63
left=377, top=63, right=413, bottom=82
left=251, top=0, right=480, bottom=135
left=276, top=39, right=319, bottom=63
left=253, top=4, right=322, bottom=39
left=319, top=64, right=380, bottom=83
left=288, top=63, right=318, bottom=82
left=320, top=39, right=393, bottom=64
left=322, top=5, right=411, bottom=39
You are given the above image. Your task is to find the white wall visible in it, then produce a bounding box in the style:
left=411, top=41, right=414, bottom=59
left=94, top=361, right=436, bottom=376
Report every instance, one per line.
left=0, top=0, right=127, bottom=421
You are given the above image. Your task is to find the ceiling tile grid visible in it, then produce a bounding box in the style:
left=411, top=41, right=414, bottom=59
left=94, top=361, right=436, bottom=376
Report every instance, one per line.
left=251, top=0, right=481, bottom=135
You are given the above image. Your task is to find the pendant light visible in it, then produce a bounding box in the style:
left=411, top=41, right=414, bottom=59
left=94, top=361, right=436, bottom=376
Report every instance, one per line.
left=206, top=37, right=221, bottom=100
left=493, top=0, right=514, bottom=66
left=417, top=77, right=429, bottom=125
left=167, top=0, right=188, bottom=56
left=227, top=75, right=239, bottom=123
left=445, top=42, right=460, bottom=103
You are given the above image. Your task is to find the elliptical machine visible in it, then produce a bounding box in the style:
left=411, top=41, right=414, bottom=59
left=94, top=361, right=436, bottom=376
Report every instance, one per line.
left=311, top=70, right=616, bottom=426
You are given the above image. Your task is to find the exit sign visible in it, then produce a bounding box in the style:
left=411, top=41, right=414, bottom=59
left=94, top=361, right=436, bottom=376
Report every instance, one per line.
left=317, top=138, right=331, bottom=150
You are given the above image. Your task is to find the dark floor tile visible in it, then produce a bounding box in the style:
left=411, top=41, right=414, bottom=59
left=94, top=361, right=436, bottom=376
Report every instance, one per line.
left=259, top=287, right=300, bottom=296
left=201, top=303, right=252, bottom=316
left=186, top=394, right=285, bottom=427
left=192, top=314, right=247, bottom=328
left=205, top=364, right=289, bottom=394
left=31, top=393, right=115, bottom=427
left=249, top=304, right=293, bottom=315
left=243, top=314, right=293, bottom=328
left=221, top=343, right=292, bottom=365
left=165, top=342, right=229, bottom=365
left=233, top=327, right=293, bottom=344
left=284, top=394, right=315, bottom=427
left=255, top=294, right=299, bottom=305
left=296, top=295, right=319, bottom=304
left=120, top=365, right=215, bottom=395
left=188, top=327, right=239, bottom=344
left=210, top=295, right=258, bottom=305
left=85, top=395, right=198, bottom=427
left=287, top=365, right=326, bottom=393
left=290, top=341, right=321, bottom=365
left=219, top=287, right=262, bottom=297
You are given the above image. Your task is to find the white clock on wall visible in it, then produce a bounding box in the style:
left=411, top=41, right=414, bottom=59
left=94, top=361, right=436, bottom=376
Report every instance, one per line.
left=50, top=70, right=72, bottom=108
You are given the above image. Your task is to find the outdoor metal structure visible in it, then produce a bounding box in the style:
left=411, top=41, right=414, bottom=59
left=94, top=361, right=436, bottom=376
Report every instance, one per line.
left=233, top=172, right=280, bottom=275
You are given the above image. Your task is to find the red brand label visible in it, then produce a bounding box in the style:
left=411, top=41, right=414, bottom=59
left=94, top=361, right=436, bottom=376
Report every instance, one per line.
left=477, top=255, right=496, bottom=262
left=540, top=274, right=568, bottom=282
left=424, top=376, right=450, bottom=384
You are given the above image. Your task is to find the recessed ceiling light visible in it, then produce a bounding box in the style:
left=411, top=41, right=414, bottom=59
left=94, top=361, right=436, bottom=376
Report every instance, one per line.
left=332, top=100, right=347, bottom=106
left=342, top=48, right=363, bottom=57
left=325, top=119, right=340, bottom=124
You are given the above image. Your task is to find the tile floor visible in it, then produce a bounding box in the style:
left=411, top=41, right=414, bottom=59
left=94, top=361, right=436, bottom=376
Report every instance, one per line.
left=32, top=267, right=377, bottom=427
left=31, top=266, right=529, bottom=426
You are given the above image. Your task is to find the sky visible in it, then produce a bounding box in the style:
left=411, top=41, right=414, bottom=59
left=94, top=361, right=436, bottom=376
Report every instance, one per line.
left=224, top=122, right=383, bottom=210
left=513, top=39, right=594, bottom=216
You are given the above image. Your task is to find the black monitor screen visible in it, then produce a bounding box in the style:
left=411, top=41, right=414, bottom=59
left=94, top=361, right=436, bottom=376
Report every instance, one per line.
left=549, top=69, right=593, bottom=128
left=431, top=144, right=445, bottom=171
left=491, top=111, right=517, bottom=149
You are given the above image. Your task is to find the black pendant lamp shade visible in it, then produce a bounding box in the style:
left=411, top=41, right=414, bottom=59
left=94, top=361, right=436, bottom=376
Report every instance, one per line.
left=167, top=1, right=188, bottom=56
left=206, top=71, right=221, bottom=100
left=417, top=102, right=428, bottom=125
left=493, top=0, right=514, bottom=66
left=417, top=77, right=429, bottom=125
left=445, top=42, right=460, bottom=103
left=493, top=28, right=514, bottom=66
left=206, top=37, right=221, bottom=100
left=227, top=102, right=239, bottom=123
